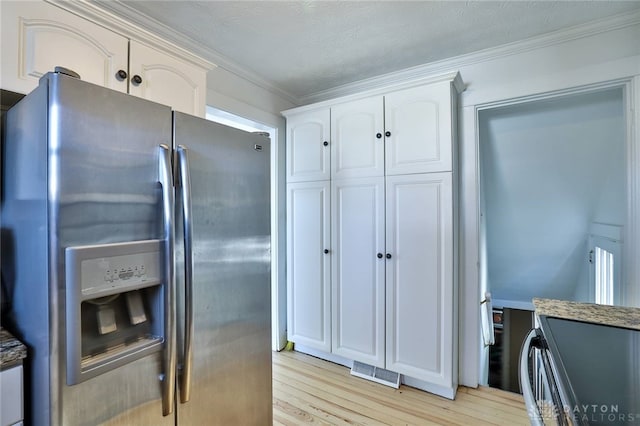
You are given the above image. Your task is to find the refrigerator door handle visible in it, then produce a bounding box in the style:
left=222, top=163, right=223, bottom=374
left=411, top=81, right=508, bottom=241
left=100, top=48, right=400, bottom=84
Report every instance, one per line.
left=159, top=144, right=177, bottom=416
left=177, top=145, right=194, bottom=404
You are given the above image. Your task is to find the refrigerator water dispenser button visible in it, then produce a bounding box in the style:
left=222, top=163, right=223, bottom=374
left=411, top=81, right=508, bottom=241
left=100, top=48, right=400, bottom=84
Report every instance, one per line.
left=126, top=291, right=147, bottom=325
left=97, top=306, right=117, bottom=335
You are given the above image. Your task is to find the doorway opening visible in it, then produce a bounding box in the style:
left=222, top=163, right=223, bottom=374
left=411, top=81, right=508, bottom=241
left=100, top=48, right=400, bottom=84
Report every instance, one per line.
left=476, top=85, right=627, bottom=390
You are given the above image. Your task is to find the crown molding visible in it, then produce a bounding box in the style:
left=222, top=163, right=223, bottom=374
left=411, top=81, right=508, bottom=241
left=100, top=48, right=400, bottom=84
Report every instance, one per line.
left=299, top=9, right=640, bottom=105
left=54, top=0, right=299, bottom=105
left=282, top=71, right=463, bottom=117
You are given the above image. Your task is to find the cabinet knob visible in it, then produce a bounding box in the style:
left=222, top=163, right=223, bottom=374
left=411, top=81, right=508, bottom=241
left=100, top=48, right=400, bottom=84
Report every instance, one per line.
left=377, top=253, right=383, bottom=259
left=376, top=133, right=382, bottom=139
left=324, top=249, right=329, bottom=254
left=116, top=69, right=128, bottom=81
left=323, top=141, right=329, bottom=146
left=131, top=75, right=143, bottom=85
left=385, top=131, right=391, bottom=137
left=386, top=253, right=392, bottom=259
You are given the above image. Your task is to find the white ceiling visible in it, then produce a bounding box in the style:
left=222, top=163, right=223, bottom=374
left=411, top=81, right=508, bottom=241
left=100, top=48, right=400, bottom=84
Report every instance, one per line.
left=96, top=1, right=640, bottom=102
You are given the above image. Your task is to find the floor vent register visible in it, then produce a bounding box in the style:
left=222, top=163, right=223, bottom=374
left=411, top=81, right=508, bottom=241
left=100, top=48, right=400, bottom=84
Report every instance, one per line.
left=350, top=361, right=400, bottom=389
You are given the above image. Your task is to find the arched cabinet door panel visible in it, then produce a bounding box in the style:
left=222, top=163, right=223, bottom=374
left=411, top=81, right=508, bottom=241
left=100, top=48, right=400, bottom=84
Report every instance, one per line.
left=286, top=110, right=331, bottom=182
left=1, top=1, right=128, bottom=94
left=331, top=96, right=385, bottom=180
left=384, top=82, right=453, bottom=175
left=129, top=41, right=206, bottom=117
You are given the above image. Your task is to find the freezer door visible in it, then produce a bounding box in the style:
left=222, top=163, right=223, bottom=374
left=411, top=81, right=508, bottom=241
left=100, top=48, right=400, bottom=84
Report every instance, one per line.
left=47, top=73, right=175, bottom=426
left=173, top=112, right=272, bottom=425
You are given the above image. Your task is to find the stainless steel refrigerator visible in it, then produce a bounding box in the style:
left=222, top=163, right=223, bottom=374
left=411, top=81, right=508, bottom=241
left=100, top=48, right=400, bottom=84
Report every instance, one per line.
left=1, top=70, right=272, bottom=425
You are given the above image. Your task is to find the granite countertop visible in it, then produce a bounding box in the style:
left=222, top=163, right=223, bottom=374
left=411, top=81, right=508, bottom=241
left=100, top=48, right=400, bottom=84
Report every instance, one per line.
left=533, top=298, right=640, bottom=331
left=0, top=327, right=27, bottom=368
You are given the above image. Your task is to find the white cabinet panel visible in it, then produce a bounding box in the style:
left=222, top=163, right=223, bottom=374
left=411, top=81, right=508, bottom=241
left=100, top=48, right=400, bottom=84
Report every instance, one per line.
left=0, top=1, right=129, bottom=94
left=286, top=110, right=331, bottom=182
left=385, top=83, right=453, bottom=174
left=385, top=173, right=453, bottom=386
left=332, top=177, right=385, bottom=367
left=0, top=365, right=23, bottom=426
left=331, top=96, right=384, bottom=179
left=286, top=181, right=331, bottom=352
left=129, top=41, right=206, bottom=117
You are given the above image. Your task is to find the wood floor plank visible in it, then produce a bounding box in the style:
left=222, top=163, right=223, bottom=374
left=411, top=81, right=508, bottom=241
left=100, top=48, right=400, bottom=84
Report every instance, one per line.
left=273, top=350, right=530, bottom=425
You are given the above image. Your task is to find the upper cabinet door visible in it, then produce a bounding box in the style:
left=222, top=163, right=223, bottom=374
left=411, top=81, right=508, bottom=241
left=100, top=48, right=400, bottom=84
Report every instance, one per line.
left=0, top=1, right=129, bottom=95
left=384, top=82, right=453, bottom=175
left=286, top=109, right=331, bottom=182
left=128, top=41, right=207, bottom=117
left=331, top=96, right=384, bottom=179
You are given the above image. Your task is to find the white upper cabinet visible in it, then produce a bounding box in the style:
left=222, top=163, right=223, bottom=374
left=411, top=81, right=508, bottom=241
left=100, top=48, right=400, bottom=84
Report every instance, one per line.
left=331, top=96, right=385, bottom=179
left=330, top=82, right=455, bottom=179
left=128, top=41, right=206, bottom=117
left=286, top=109, right=331, bottom=182
left=0, top=1, right=129, bottom=94
left=384, top=82, right=454, bottom=174
left=1, top=1, right=208, bottom=117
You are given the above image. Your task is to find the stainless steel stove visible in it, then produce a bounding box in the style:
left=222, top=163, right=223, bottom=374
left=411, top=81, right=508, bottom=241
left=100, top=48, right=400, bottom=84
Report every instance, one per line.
left=520, top=315, right=640, bottom=425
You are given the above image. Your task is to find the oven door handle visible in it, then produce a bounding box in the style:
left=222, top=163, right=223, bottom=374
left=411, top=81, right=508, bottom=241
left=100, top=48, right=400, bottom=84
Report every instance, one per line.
left=520, top=329, right=544, bottom=426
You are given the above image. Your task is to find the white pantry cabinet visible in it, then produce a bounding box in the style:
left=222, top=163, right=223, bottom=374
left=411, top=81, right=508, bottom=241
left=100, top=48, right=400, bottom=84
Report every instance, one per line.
left=283, top=72, right=462, bottom=399
left=286, top=181, right=332, bottom=352
left=0, top=1, right=207, bottom=117
left=286, top=109, right=331, bottom=182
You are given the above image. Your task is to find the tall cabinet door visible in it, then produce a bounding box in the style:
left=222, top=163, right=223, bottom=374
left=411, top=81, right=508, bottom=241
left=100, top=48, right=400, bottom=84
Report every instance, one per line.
left=332, top=177, right=386, bottom=367
left=286, top=181, right=332, bottom=352
left=331, top=96, right=384, bottom=180
left=286, top=110, right=331, bottom=182
left=384, top=82, right=453, bottom=175
left=385, top=173, right=454, bottom=387
left=0, top=0, right=129, bottom=95
left=129, top=41, right=207, bottom=117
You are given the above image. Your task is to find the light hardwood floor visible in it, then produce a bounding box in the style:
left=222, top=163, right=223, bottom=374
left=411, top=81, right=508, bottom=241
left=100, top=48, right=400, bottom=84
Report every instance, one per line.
left=273, top=350, right=530, bottom=425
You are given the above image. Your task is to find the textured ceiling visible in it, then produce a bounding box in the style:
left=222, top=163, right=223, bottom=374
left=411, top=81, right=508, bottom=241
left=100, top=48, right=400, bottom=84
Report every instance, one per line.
left=103, top=1, right=640, bottom=101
